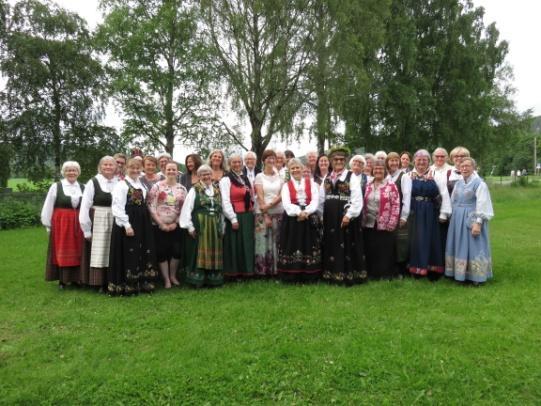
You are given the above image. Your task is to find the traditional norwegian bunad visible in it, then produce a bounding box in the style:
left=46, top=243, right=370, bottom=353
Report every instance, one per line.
left=387, top=169, right=412, bottom=273
left=362, top=179, right=401, bottom=279
left=408, top=169, right=451, bottom=278
left=254, top=171, right=284, bottom=276
left=445, top=174, right=494, bottom=283
left=432, top=162, right=457, bottom=258
left=108, top=178, right=157, bottom=295
left=277, top=176, right=321, bottom=282
left=319, top=170, right=366, bottom=285
left=179, top=181, right=224, bottom=287
left=79, top=174, right=117, bottom=288
left=220, top=172, right=255, bottom=279
left=41, top=180, right=85, bottom=286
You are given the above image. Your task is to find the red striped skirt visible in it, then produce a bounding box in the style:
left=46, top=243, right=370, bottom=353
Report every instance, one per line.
left=51, top=208, right=84, bottom=267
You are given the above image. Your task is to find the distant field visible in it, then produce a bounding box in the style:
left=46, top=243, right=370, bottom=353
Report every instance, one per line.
left=6, top=178, right=37, bottom=190
left=0, top=186, right=540, bottom=403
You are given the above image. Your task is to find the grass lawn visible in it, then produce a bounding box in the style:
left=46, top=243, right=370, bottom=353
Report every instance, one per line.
left=1, top=186, right=540, bottom=404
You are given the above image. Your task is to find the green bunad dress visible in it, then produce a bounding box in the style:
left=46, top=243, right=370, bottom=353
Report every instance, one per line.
left=180, top=182, right=224, bottom=287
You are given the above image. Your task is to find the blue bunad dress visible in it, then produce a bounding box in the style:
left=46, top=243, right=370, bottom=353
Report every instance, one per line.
left=445, top=174, right=494, bottom=283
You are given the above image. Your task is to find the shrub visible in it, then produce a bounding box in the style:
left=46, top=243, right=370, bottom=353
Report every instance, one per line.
left=0, top=199, right=41, bottom=229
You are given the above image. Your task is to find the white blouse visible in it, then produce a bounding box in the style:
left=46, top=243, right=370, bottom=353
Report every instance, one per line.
left=41, top=179, right=84, bottom=230
left=179, top=184, right=217, bottom=233
left=254, top=172, right=283, bottom=214
left=409, top=168, right=452, bottom=220
left=219, top=175, right=251, bottom=224
left=281, top=178, right=320, bottom=216
left=79, top=174, right=118, bottom=238
left=387, top=170, right=412, bottom=221
left=111, top=177, right=146, bottom=229
left=430, top=163, right=454, bottom=186
left=452, top=174, right=494, bottom=222
left=318, top=170, right=363, bottom=219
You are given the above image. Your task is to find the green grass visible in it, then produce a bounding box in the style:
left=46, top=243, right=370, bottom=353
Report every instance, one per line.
left=6, top=178, right=35, bottom=190
left=1, top=187, right=540, bottom=404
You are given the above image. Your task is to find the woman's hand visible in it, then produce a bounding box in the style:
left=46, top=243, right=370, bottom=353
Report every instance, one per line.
left=399, top=219, right=407, bottom=228
left=341, top=215, right=350, bottom=228
left=125, top=227, right=135, bottom=237
left=471, top=223, right=481, bottom=237
left=189, top=230, right=197, bottom=239
left=264, top=214, right=273, bottom=228
left=232, top=221, right=240, bottom=231
left=297, top=211, right=307, bottom=222
left=168, top=223, right=177, bottom=231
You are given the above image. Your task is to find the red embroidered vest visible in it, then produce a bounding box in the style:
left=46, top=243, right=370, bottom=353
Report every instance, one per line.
left=287, top=177, right=312, bottom=206
left=230, top=182, right=252, bottom=213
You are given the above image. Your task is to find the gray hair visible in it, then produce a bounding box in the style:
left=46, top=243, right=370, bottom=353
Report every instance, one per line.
left=349, top=154, right=366, bottom=167
left=374, top=150, right=387, bottom=160
left=461, top=157, right=477, bottom=169
left=97, top=155, right=116, bottom=174
left=414, top=149, right=431, bottom=160
left=157, top=152, right=172, bottom=161
left=432, top=147, right=449, bottom=159
left=287, top=158, right=304, bottom=170
left=244, top=151, right=257, bottom=160
left=61, top=161, right=81, bottom=177
left=197, top=164, right=212, bottom=176
left=229, top=153, right=243, bottom=165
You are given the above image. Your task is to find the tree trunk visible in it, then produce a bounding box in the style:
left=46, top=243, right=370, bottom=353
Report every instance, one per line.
left=52, top=85, right=62, bottom=178
left=164, top=64, right=175, bottom=154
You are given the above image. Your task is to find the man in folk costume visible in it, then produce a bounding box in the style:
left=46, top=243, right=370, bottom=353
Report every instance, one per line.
left=319, top=146, right=367, bottom=285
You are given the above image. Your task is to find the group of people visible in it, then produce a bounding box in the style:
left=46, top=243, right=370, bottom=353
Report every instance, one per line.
left=41, top=145, right=494, bottom=295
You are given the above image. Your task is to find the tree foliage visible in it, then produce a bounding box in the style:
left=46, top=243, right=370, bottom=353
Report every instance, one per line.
left=0, top=0, right=112, bottom=179
left=97, top=0, right=225, bottom=154
left=201, top=0, right=314, bottom=158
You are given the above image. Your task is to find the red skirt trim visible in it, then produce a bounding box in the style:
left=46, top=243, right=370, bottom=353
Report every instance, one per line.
left=51, top=208, right=84, bottom=267
left=408, top=265, right=444, bottom=276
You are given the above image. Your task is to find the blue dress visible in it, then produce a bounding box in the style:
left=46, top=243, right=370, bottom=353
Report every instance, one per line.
left=445, top=176, right=493, bottom=283
left=408, top=176, right=444, bottom=276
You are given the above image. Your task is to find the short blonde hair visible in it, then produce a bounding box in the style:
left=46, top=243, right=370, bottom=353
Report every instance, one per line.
left=449, top=146, right=470, bottom=159
left=61, top=161, right=81, bottom=177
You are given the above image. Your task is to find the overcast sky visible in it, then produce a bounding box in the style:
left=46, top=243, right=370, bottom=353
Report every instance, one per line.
left=8, top=0, right=541, bottom=157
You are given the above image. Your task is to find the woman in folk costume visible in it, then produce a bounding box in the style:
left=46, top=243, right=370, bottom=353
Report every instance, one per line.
left=108, top=158, right=158, bottom=295
left=79, top=156, right=118, bottom=290
left=254, top=149, right=284, bottom=277
left=362, top=159, right=401, bottom=280
left=147, top=162, right=187, bottom=289
left=41, top=161, right=85, bottom=289
left=219, top=154, right=255, bottom=279
left=407, top=149, right=451, bottom=280
left=319, top=146, right=366, bottom=285
left=180, top=165, right=224, bottom=287
left=277, top=158, right=321, bottom=282
left=445, top=158, right=494, bottom=285
left=385, top=152, right=412, bottom=276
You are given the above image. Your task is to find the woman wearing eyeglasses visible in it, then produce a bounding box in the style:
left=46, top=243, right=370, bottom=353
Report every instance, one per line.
left=408, top=150, right=451, bottom=280
left=319, top=146, right=366, bottom=285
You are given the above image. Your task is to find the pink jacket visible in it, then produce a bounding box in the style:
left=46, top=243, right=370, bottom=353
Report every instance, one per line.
left=362, top=180, right=400, bottom=231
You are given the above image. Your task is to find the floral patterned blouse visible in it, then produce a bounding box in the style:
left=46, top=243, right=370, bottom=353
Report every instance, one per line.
left=147, top=180, right=188, bottom=225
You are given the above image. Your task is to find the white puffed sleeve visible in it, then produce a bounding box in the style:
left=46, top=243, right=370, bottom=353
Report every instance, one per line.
left=318, top=182, right=326, bottom=216
left=305, top=180, right=320, bottom=215
left=40, top=183, right=58, bottom=230
left=111, top=181, right=130, bottom=229
left=281, top=183, right=301, bottom=217
left=399, top=174, right=412, bottom=221
left=179, top=187, right=196, bottom=233
left=345, top=176, right=363, bottom=219
left=219, top=177, right=238, bottom=224
left=475, top=181, right=494, bottom=222
left=79, top=178, right=96, bottom=238
left=434, top=175, right=452, bottom=220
